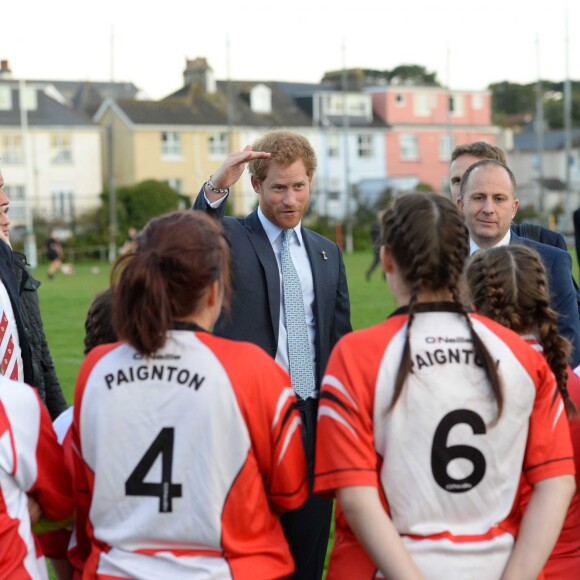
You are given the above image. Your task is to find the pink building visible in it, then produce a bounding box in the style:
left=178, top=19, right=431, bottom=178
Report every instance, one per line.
left=370, top=86, right=499, bottom=192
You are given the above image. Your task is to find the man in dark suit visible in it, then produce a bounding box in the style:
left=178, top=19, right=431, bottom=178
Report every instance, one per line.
left=458, top=158, right=580, bottom=367
left=194, top=130, right=351, bottom=580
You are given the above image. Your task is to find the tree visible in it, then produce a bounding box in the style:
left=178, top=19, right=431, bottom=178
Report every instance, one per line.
left=388, top=65, right=439, bottom=86
left=73, top=180, right=187, bottom=249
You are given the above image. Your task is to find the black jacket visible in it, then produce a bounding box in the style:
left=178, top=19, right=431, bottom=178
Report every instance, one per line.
left=12, top=250, right=68, bottom=419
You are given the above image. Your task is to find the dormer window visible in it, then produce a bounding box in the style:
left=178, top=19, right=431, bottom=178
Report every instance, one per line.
left=250, top=84, right=272, bottom=114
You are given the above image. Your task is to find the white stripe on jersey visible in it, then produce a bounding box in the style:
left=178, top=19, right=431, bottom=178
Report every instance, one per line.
left=97, top=548, right=233, bottom=580
left=322, top=374, right=359, bottom=410
left=552, top=400, right=565, bottom=431
left=401, top=533, right=514, bottom=580
left=318, top=407, right=358, bottom=438
left=277, top=416, right=301, bottom=466
left=272, top=387, right=295, bottom=429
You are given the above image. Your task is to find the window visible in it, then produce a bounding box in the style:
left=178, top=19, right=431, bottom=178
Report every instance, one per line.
left=395, top=93, right=405, bottom=106
left=250, top=84, right=272, bottom=114
left=399, top=134, right=419, bottom=161
left=328, top=191, right=340, bottom=201
left=1, top=135, right=22, bottom=164
left=208, top=132, right=228, bottom=156
left=51, top=188, right=74, bottom=222
left=166, top=178, right=183, bottom=193
left=322, top=93, right=372, bottom=118
left=357, top=135, right=373, bottom=158
left=449, top=94, right=464, bottom=117
left=161, top=132, right=182, bottom=157
left=3, top=184, right=26, bottom=220
left=327, top=134, right=339, bottom=158
left=439, top=135, right=454, bottom=161
left=0, top=86, right=12, bottom=110
left=472, top=94, right=484, bottom=110
left=51, top=134, right=72, bottom=164
left=413, top=93, right=435, bottom=117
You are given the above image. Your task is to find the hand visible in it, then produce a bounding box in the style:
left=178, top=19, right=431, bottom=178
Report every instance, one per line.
left=28, top=495, right=42, bottom=524
left=210, top=145, right=271, bottom=191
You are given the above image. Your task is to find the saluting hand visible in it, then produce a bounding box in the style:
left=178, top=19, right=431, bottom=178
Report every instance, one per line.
left=205, top=146, right=271, bottom=203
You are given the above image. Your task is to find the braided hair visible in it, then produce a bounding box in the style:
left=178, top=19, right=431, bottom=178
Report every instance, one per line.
left=381, top=192, right=503, bottom=416
left=466, top=244, right=578, bottom=418
left=84, top=288, right=116, bottom=354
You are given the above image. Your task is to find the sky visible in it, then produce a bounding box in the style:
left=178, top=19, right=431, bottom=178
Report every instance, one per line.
left=3, top=0, right=579, bottom=100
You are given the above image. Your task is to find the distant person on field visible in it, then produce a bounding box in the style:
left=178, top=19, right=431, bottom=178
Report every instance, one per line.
left=449, top=141, right=567, bottom=249
left=119, top=227, right=139, bottom=256
left=45, top=231, right=64, bottom=280
left=0, top=167, right=67, bottom=419
left=365, top=212, right=384, bottom=281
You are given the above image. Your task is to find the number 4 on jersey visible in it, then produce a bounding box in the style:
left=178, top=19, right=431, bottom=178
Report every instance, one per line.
left=125, top=427, right=183, bottom=512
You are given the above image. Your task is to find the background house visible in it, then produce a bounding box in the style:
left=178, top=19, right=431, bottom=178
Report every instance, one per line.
left=0, top=78, right=102, bottom=238
left=507, top=125, right=580, bottom=222
left=369, top=84, right=498, bottom=192
left=95, top=57, right=389, bottom=219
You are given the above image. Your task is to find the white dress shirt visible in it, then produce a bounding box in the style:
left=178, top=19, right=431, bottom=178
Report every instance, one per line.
left=469, top=228, right=512, bottom=255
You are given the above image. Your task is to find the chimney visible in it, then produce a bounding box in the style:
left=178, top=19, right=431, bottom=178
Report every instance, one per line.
left=0, top=60, right=12, bottom=79
left=183, top=57, right=216, bottom=93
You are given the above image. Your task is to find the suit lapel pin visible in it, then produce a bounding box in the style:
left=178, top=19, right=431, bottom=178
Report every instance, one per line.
left=321, top=250, right=328, bottom=260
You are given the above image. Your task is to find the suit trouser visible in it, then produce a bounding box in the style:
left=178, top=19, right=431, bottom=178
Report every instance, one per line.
left=281, top=398, right=333, bottom=580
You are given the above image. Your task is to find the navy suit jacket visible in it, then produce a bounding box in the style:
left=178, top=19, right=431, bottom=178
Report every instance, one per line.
left=510, top=232, right=580, bottom=367
left=510, top=223, right=567, bottom=251
left=193, top=189, right=352, bottom=386
left=0, top=240, right=33, bottom=384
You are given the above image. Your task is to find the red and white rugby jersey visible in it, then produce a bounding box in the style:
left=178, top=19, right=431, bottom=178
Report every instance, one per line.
left=521, top=339, right=580, bottom=579
left=314, top=302, right=575, bottom=580
left=35, top=407, right=79, bottom=570
left=0, top=376, right=74, bottom=579
left=73, top=329, right=308, bottom=580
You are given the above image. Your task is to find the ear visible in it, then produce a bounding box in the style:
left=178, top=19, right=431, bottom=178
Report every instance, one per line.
left=206, top=279, right=221, bottom=309
left=250, top=175, right=261, bottom=194
left=380, top=245, right=394, bottom=273
left=456, top=196, right=464, bottom=210
left=512, top=198, right=519, bottom=218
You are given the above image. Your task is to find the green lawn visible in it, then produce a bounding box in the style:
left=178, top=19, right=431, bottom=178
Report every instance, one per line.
left=35, top=246, right=580, bottom=402
left=36, top=252, right=397, bottom=404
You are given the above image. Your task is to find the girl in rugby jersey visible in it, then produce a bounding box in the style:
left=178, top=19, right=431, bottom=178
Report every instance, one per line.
left=314, top=192, right=575, bottom=580
left=72, top=211, right=308, bottom=579
left=467, top=244, right=580, bottom=580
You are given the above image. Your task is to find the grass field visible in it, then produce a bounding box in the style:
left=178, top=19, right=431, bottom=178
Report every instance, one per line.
left=36, top=251, right=398, bottom=404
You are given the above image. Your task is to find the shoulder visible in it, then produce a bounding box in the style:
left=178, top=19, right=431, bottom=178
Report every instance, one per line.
left=515, top=236, right=571, bottom=264
left=302, top=227, right=341, bottom=253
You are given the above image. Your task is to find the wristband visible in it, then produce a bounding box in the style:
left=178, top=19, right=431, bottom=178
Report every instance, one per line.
left=205, top=176, right=230, bottom=194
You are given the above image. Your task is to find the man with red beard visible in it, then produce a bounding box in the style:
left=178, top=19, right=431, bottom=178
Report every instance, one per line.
left=194, top=130, right=351, bottom=580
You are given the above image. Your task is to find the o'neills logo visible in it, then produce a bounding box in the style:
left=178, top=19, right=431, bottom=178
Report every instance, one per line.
left=425, top=336, right=473, bottom=344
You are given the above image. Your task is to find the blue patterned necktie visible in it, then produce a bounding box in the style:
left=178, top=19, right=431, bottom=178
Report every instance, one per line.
left=281, top=229, right=315, bottom=400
